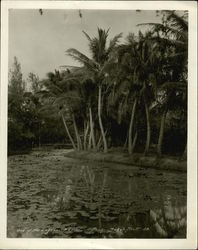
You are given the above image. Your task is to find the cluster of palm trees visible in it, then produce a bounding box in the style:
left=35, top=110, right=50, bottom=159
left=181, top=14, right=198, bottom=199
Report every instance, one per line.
left=39, top=10, right=187, bottom=158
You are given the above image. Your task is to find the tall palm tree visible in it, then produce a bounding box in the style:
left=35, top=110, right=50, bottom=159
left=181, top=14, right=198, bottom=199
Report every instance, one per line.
left=116, top=32, right=155, bottom=155
left=115, top=33, right=140, bottom=154
left=133, top=31, right=156, bottom=155
left=138, top=11, right=188, bottom=157
left=66, top=28, right=122, bottom=153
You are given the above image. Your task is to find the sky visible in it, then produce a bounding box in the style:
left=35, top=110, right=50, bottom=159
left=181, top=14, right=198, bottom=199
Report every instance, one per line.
left=9, top=9, right=161, bottom=80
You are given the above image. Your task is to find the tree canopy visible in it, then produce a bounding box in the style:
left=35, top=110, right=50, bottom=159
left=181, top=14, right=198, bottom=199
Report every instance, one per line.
left=8, top=11, right=187, bottom=158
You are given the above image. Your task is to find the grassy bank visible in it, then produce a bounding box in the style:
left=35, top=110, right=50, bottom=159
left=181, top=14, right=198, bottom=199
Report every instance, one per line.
left=65, top=149, right=187, bottom=172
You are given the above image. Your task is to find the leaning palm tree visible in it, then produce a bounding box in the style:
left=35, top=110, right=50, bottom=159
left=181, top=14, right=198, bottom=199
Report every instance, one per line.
left=66, top=28, right=122, bottom=153
left=38, top=71, right=84, bottom=151
left=82, top=79, right=98, bottom=150
left=62, top=67, right=99, bottom=151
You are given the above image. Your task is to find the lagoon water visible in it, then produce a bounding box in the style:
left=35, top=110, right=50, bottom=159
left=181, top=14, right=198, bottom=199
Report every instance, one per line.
left=7, top=149, right=186, bottom=238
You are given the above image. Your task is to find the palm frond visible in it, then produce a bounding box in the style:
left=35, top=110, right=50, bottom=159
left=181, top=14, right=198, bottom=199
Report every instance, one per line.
left=42, top=79, right=63, bottom=94
left=160, top=81, right=187, bottom=91
left=56, top=92, right=82, bottom=102
left=151, top=36, right=186, bottom=47
left=38, top=103, right=60, bottom=117
left=137, top=22, right=187, bottom=41
left=165, top=11, right=188, bottom=32
left=89, top=28, right=109, bottom=64
left=107, top=33, right=122, bottom=55
left=66, top=48, right=97, bottom=71
left=36, top=90, right=55, bottom=99
left=82, top=31, right=92, bottom=42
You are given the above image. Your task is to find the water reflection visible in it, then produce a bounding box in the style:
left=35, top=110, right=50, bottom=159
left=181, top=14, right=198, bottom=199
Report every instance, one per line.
left=81, top=165, right=95, bottom=203
left=7, top=153, right=186, bottom=238
left=98, top=168, right=108, bottom=229
left=150, top=196, right=186, bottom=238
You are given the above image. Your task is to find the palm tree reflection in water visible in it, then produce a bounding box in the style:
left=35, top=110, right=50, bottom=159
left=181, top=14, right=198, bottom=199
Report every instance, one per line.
left=31, top=163, right=186, bottom=238
left=98, top=169, right=108, bottom=229
left=80, top=165, right=109, bottom=229
left=149, top=195, right=186, bottom=238
left=54, top=165, right=186, bottom=238
left=126, top=175, right=186, bottom=238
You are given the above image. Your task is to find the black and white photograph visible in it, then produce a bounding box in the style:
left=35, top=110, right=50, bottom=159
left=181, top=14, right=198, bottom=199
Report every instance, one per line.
left=0, top=1, right=197, bottom=249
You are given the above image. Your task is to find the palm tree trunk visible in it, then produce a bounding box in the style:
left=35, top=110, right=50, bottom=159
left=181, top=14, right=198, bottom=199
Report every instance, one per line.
left=61, top=114, right=76, bottom=150
left=124, top=137, right=127, bottom=149
left=157, top=110, right=167, bottom=157
left=89, top=107, right=96, bottom=150
left=97, top=134, right=102, bottom=150
left=83, top=121, right=89, bottom=150
left=97, top=130, right=107, bottom=150
left=88, top=130, right=92, bottom=150
left=128, top=98, right=137, bottom=155
left=98, top=85, right=108, bottom=153
left=132, top=130, right=138, bottom=153
left=124, top=130, right=128, bottom=149
left=144, top=100, right=151, bottom=155
left=72, top=114, right=82, bottom=151
left=98, top=169, right=108, bottom=228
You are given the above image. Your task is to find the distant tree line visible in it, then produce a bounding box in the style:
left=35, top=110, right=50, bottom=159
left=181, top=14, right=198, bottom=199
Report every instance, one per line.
left=8, top=58, right=66, bottom=154
left=8, top=11, right=187, bottom=158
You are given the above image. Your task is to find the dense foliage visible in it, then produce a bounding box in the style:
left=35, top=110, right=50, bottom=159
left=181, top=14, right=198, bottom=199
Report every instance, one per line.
left=8, top=58, right=66, bottom=153
left=8, top=11, right=187, bottom=158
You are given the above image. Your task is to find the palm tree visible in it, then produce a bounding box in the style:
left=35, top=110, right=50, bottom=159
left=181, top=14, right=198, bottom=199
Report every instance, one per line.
left=133, top=32, right=156, bottom=155
left=38, top=70, right=84, bottom=151
left=66, top=28, right=122, bottom=153
left=116, top=32, right=155, bottom=155
left=64, top=69, right=98, bottom=151
left=81, top=78, right=97, bottom=150
left=138, top=11, right=188, bottom=157
left=115, top=33, right=140, bottom=155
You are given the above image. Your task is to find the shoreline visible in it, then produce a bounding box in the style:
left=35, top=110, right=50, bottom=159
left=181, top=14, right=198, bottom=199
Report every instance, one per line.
left=64, top=150, right=187, bottom=172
